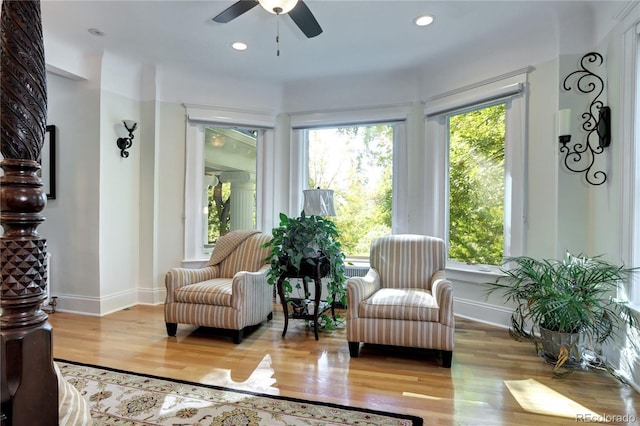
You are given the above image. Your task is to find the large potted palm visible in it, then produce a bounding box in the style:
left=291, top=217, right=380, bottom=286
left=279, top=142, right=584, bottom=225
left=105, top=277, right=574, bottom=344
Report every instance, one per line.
left=486, top=252, right=639, bottom=372
left=263, top=212, right=347, bottom=326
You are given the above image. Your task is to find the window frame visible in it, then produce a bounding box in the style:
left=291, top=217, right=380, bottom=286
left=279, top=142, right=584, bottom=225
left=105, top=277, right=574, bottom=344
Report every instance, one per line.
left=424, top=70, right=529, bottom=276
left=289, top=105, right=411, bottom=252
left=183, top=105, right=275, bottom=262
left=620, top=20, right=640, bottom=310
left=444, top=100, right=509, bottom=266
left=302, top=123, right=398, bottom=259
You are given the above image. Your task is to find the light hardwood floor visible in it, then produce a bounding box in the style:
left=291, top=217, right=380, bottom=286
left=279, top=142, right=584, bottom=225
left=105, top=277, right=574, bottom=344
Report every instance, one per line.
left=49, top=304, right=639, bottom=425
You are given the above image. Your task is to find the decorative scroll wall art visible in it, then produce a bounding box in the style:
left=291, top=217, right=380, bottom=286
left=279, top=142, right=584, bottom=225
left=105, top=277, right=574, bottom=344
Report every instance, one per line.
left=561, top=52, right=611, bottom=186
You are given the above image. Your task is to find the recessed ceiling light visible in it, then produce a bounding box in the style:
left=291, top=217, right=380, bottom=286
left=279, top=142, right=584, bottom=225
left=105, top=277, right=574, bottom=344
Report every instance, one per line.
left=414, top=15, right=434, bottom=27
left=88, top=28, right=105, bottom=37
left=232, top=42, right=248, bottom=51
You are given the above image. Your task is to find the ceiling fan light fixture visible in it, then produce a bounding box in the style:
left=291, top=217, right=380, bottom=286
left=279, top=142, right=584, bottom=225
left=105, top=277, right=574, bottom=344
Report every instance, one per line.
left=258, top=0, right=298, bottom=15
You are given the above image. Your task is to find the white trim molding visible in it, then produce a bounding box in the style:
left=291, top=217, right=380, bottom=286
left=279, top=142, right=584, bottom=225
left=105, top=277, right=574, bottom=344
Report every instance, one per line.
left=184, top=104, right=277, bottom=128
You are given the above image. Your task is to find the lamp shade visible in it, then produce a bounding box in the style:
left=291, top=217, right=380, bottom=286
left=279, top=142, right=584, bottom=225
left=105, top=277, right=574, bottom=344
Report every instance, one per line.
left=303, top=189, right=336, bottom=216
left=123, top=119, right=137, bottom=131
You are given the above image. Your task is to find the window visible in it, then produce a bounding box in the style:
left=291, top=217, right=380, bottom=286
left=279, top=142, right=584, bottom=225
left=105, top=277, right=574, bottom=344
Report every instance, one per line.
left=425, top=71, right=528, bottom=269
left=306, top=124, right=394, bottom=257
left=183, top=105, right=274, bottom=262
left=447, top=103, right=506, bottom=265
left=290, top=106, right=409, bottom=260
left=204, top=127, right=257, bottom=251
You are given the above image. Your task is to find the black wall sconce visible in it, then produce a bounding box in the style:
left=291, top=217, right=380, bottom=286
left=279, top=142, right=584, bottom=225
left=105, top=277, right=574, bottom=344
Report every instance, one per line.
left=116, top=120, right=137, bottom=158
left=559, top=52, right=611, bottom=186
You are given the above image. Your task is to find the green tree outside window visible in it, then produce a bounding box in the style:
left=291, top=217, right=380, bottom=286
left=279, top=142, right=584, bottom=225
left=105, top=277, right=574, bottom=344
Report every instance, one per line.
left=448, top=103, right=506, bottom=265
left=308, top=125, right=393, bottom=257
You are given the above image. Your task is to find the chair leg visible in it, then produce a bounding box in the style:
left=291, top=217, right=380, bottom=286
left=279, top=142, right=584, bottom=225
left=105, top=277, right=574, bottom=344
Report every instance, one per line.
left=267, top=312, right=273, bottom=321
left=442, top=350, right=453, bottom=368
left=233, top=329, right=243, bottom=344
left=166, top=322, right=177, bottom=336
left=348, top=342, right=360, bottom=357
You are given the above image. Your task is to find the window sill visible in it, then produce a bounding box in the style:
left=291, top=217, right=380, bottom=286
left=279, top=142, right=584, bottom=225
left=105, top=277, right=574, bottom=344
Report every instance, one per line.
left=628, top=302, right=640, bottom=315
left=343, top=259, right=503, bottom=285
left=446, top=262, right=503, bottom=285
left=181, top=258, right=209, bottom=269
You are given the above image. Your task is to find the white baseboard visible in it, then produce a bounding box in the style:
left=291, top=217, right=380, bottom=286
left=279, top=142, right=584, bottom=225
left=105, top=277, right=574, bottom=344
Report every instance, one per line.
left=137, top=287, right=166, bottom=305
left=45, top=292, right=102, bottom=316
left=453, top=296, right=512, bottom=329
left=47, top=287, right=165, bottom=316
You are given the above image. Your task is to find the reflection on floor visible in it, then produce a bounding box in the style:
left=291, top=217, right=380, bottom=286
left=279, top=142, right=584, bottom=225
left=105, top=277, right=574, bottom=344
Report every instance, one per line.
left=505, top=378, right=599, bottom=419
left=199, top=354, right=278, bottom=394
left=403, top=391, right=490, bottom=408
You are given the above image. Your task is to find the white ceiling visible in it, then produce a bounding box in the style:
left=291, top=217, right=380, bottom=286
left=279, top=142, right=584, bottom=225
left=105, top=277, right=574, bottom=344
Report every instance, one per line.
left=39, top=1, right=628, bottom=86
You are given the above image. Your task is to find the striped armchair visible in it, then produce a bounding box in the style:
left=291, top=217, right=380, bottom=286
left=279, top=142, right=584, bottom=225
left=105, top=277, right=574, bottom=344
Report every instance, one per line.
left=164, top=230, right=273, bottom=343
left=346, top=234, right=455, bottom=367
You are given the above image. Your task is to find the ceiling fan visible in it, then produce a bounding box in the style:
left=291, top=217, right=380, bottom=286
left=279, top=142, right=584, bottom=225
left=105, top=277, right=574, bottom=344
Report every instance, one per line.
left=212, top=0, right=323, bottom=39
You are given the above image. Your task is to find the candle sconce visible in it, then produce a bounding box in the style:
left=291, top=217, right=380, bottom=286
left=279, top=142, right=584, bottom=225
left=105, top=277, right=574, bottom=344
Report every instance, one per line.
left=116, top=120, right=138, bottom=158
left=559, top=52, right=610, bottom=186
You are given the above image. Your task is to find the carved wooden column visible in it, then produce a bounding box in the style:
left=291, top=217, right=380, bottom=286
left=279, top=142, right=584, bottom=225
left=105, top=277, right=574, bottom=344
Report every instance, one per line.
left=0, top=0, right=58, bottom=424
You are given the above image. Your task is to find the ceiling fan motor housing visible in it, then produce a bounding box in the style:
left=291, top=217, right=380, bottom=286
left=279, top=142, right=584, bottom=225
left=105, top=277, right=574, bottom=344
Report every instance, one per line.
left=258, top=0, right=299, bottom=15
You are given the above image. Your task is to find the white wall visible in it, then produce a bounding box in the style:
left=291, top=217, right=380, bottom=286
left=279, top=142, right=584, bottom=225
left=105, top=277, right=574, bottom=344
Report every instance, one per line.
left=155, top=102, right=187, bottom=296
left=44, top=52, right=145, bottom=315
left=137, top=65, right=162, bottom=305
left=160, top=64, right=283, bottom=109
left=98, top=89, right=141, bottom=314
left=526, top=60, right=561, bottom=258
left=43, top=71, right=102, bottom=311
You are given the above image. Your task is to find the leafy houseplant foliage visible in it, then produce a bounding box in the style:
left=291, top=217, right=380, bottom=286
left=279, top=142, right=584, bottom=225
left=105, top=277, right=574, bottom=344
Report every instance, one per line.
left=263, top=212, right=347, bottom=310
left=486, top=252, right=639, bottom=371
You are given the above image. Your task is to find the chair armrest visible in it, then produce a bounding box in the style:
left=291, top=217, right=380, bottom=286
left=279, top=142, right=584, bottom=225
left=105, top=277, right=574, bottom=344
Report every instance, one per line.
left=431, top=270, right=454, bottom=326
left=346, top=269, right=381, bottom=320
left=231, top=266, right=270, bottom=310
left=165, top=265, right=220, bottom=303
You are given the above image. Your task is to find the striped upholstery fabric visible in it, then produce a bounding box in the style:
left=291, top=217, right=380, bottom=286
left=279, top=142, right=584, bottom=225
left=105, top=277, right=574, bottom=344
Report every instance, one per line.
left=164, top=231, right=273, bottom=342
left=346, top=234, right=455, bottom=366
left=218, top=233, right=271, bottom=278
left=55, top=362, right=92, bottom=425
left=371, top=234, right=445, bottom=289
left=359, top=288, right=440, bottom=321
left=174, top=279, right=233, bottom=305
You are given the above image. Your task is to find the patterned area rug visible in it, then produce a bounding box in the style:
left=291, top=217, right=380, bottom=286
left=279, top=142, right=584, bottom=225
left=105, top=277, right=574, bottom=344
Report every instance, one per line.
left=57, top=360, right=423, bottom=426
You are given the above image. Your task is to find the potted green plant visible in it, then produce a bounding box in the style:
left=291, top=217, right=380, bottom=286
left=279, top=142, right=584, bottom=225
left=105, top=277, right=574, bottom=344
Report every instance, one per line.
left=486, top=252, right=639, bottom=372
left=263, top=212, right=347, bottom=326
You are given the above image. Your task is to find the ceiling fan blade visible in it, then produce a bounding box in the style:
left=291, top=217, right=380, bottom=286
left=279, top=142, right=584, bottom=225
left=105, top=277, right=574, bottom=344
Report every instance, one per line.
left=288, top=1, right=322, bottom=38
left=212, top=0, right=259, bottom=23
